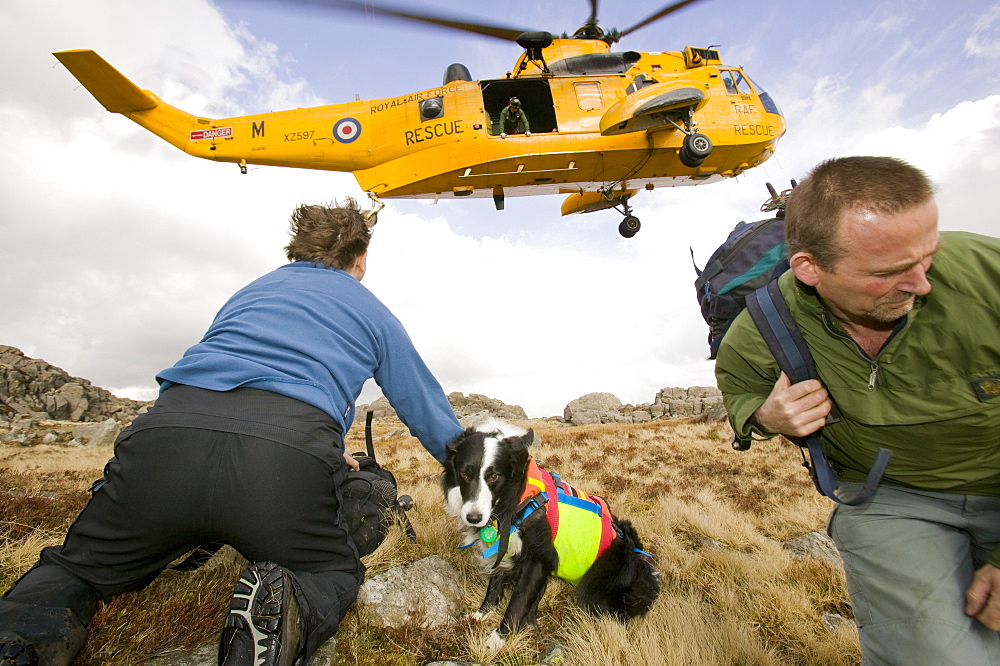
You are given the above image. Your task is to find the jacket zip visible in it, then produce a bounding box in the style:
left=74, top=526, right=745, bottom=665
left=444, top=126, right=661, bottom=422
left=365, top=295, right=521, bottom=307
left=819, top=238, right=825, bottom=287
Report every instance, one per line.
left=822, top=312, right=906, bottom=391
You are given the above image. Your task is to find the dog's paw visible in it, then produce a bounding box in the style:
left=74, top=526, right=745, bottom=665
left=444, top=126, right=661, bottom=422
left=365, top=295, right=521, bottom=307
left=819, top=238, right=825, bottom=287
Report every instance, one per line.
left=469, top=610, right=487, bottom=621
left=485, top=630, right=506, bottom=652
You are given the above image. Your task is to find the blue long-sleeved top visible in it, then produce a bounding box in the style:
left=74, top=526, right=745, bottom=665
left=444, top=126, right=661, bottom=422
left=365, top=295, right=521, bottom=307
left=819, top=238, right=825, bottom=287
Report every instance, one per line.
left=157, top=261, right=462, bottom=462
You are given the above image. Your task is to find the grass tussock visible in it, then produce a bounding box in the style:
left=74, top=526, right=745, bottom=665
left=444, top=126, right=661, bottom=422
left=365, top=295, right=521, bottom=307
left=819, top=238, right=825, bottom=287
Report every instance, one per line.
left=0, top=418, right=859, bottom=665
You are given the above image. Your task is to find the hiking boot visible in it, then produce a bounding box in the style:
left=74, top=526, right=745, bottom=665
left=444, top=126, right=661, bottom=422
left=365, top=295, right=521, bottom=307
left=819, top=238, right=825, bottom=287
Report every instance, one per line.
left=0, top=634, right=38, bottom=666
left=218, top=561, right=304, bottom=666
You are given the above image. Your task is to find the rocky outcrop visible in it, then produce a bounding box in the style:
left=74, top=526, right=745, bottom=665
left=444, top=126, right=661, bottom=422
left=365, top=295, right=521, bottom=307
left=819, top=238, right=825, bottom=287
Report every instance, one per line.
left=563, top=392, right=624, bottom=425
left=2, top=344, right=727, bottom=440
left=362, top=387, right=724, bottom=428
left=357, top=392, right=527, bottom=424
left=563, top=386, right=724, bottom=426
left=0, top=415, right=123, bottom=447
left=0, top=346, right=149, bottom=424
left=446, top=392, right=527, bottom=421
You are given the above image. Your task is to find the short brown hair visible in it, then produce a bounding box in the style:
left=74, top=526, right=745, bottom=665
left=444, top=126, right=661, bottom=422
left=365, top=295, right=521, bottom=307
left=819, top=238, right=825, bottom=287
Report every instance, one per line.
left=284, top=198, right=371, bottom=270
left=785, top=156, right=934, bottom=271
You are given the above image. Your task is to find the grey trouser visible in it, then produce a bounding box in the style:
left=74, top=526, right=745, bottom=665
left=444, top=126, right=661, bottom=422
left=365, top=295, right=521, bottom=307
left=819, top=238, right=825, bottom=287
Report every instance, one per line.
left=829, top=482, right=1000, bottom=665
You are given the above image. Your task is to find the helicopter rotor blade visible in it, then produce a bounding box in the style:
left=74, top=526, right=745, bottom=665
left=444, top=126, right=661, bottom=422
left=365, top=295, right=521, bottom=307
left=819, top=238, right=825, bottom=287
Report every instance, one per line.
left=288, top=0, right=529, bottom=42
left=618, top=0, right=706, bottom=39
left=586, top=0, right=599, bottom=27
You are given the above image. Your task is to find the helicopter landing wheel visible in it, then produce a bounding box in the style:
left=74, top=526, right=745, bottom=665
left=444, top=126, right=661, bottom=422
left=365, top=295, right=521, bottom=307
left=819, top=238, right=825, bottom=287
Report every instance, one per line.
left=680, top=132, right=712, bottom=168
left=619, top=215, right=641, bottom=238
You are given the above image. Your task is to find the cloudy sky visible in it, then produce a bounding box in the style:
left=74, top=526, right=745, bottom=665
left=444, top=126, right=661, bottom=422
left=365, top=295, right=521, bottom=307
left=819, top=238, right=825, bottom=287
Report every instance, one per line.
left=2, top=0, right=997, bottom=417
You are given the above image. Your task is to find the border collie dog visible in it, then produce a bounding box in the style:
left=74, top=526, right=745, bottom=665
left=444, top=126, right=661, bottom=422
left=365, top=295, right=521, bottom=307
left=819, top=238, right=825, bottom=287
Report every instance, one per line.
left=443, top=417, right=660, bottom=647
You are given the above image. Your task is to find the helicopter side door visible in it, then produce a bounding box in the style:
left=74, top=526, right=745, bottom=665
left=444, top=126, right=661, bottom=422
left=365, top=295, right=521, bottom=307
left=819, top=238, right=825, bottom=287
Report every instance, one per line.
left=479, top=79, right=557, bottom=135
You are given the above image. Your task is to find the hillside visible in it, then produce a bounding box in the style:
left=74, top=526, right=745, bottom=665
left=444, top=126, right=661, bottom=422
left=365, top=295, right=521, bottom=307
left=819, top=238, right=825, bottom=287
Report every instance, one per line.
left=0, top=347, right=859, bottom=665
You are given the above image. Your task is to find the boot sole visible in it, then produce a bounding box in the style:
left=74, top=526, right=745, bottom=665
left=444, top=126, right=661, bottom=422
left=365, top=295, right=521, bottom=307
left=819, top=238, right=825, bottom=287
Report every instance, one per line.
left=221, top=561, right=301, bottom=666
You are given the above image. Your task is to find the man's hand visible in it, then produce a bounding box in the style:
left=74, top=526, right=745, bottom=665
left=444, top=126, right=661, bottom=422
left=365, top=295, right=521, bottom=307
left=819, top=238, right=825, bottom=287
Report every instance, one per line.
left=500, top=132, right=507, bottom=139
left=525, top=131, right=531, bottom=137
left=343, top=452, right=360, bottom=471
left=966, top=563, right=1000, bottom=630
left=752, top=372, right=831, bottom=437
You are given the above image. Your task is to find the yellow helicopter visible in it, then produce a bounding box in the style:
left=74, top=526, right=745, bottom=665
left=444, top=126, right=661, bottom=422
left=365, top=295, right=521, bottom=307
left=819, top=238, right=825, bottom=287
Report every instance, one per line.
left=53, top=0, right=785, bottom=237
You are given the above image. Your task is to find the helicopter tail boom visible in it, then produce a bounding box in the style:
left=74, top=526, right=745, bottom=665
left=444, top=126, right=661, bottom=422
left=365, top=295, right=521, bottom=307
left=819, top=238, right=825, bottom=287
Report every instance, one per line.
left=54, top=49, right=231, bottom=157
left=54, top=50, right=157, bottom=113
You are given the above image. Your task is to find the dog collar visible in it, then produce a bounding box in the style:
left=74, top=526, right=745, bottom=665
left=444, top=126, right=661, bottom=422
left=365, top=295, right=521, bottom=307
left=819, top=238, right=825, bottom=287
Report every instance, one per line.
left=480, top=495, right=546, bottom=559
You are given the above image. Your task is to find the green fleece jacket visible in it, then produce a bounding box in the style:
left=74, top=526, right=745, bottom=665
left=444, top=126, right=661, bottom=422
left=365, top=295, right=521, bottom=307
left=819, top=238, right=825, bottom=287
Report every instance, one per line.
left=499, top=106, right=529, bottom=134
left=716, top=231, right=1000, bottom=556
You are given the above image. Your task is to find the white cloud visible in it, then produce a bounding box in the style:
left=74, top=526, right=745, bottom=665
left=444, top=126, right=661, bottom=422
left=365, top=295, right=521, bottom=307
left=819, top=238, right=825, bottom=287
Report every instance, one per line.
left=3, top=0, right=999, bottom=419
left=966, top=5, right=1000, bottom=59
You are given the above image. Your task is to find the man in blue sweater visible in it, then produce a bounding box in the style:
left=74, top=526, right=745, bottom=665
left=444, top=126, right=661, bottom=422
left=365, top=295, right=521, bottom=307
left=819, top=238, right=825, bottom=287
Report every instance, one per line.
left=0, top=199, right=464, bottom=666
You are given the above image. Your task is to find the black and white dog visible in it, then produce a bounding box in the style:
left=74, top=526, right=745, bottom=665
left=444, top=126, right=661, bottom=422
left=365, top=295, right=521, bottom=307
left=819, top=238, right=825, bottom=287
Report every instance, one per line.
left=443, top=417, right=660, bottom=648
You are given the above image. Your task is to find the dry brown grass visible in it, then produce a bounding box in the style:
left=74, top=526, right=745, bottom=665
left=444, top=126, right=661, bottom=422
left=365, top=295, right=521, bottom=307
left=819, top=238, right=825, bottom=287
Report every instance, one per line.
left=0, top=418, right=859, bottom=665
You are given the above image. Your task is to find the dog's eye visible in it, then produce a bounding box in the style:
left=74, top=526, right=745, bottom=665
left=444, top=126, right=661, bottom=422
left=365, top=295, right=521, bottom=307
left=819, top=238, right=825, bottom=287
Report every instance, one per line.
left=460, top=471, right=471, bottom=481
left=486, top=473, right=499, bottom=483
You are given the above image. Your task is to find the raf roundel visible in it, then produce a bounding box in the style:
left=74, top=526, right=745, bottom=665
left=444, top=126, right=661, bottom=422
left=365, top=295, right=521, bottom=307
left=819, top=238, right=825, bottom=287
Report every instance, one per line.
left=333, top=118, right=362, bottom=144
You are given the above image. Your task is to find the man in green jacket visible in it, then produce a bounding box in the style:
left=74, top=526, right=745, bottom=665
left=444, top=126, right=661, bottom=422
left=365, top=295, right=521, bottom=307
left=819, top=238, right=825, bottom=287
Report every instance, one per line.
left=499, top=97, right=530, bottom=138
left=715, top=156, right=1000, bottom=664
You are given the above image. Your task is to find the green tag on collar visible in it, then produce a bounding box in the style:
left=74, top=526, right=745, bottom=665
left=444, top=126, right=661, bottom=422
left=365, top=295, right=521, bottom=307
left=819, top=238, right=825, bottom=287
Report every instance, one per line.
left=479, top=523, right=499, bottom=544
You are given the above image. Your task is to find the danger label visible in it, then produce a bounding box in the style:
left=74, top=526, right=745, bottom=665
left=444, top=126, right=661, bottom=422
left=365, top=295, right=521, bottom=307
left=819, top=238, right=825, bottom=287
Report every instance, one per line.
left=190, top=127, right=233, bottom=141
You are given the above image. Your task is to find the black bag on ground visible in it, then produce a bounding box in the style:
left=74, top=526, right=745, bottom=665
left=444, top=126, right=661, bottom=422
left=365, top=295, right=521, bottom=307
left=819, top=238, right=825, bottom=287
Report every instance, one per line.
left=692, top=182, right=794, bottom=359
left=341, top=411, right=417, bottom=557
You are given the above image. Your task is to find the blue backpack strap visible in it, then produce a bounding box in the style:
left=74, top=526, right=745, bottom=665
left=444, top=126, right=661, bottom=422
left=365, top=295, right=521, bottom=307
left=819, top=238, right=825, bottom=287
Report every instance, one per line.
left=745, top=281, right=892, bottom=506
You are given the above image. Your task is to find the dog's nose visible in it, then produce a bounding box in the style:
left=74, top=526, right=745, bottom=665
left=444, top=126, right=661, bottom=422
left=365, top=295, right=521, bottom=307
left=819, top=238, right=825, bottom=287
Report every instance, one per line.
left=465, top=511, right=483, bottom=526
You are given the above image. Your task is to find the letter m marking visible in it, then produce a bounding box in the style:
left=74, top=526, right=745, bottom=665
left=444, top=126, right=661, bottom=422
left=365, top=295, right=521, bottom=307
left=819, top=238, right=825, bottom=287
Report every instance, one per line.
left=252, top=121, right=265, bottom=138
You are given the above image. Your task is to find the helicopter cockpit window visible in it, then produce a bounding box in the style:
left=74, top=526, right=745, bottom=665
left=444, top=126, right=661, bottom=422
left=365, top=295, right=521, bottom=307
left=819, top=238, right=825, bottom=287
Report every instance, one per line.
left=744, top=75, right=783, bottom=116
left=574, top=82, right=602, bottom=111
left=721, top=70, right=752, bottom=95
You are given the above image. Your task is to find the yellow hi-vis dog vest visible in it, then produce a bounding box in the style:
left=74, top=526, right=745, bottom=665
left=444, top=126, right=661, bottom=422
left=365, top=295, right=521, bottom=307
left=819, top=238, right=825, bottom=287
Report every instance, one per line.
left=522, top=458, right=617, bottom=585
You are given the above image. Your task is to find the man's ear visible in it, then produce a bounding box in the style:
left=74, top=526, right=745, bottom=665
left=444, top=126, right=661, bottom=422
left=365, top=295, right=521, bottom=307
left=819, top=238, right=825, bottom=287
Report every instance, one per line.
left=790, top=251, right=821, bottom=287
left=354, top=252, right=368, bottom=275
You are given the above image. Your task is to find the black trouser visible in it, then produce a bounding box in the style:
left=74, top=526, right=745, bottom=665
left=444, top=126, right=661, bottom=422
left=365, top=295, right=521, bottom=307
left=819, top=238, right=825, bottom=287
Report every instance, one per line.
left=1, top=391, right=364, bottom=665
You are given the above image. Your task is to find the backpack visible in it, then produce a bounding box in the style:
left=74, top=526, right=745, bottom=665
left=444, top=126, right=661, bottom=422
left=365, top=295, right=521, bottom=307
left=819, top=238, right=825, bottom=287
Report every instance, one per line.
left=341, top=411, right=417, bottom=557
left=692, top=182, right=793, bottom=358
left=169, top=411, right=415, bottom=571
left=695, top=182, right=893, bottom=506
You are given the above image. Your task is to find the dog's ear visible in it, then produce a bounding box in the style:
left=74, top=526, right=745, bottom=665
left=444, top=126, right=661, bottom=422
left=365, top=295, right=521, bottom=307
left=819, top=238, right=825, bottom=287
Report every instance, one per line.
left=511, top=429, right=534, bottom=452
left=444, top=431, right=466, bottom=459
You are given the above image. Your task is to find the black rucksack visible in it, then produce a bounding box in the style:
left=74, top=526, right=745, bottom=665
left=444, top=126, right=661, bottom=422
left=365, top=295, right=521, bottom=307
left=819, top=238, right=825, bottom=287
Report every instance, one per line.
left=692, top=183, right=794, bottom=358
left=340, top=411, right=417, bottom=557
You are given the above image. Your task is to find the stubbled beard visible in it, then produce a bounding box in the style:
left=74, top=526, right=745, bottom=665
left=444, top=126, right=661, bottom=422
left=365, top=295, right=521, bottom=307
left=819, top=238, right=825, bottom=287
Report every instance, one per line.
left=867, top=293, right=916, bottom=323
